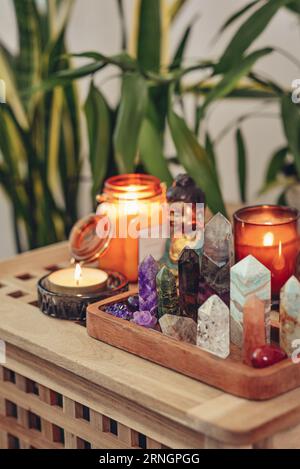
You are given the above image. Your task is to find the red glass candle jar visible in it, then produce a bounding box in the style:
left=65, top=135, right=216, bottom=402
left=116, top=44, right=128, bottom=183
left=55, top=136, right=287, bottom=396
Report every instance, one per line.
left=234, top=205, right=300, bottom=296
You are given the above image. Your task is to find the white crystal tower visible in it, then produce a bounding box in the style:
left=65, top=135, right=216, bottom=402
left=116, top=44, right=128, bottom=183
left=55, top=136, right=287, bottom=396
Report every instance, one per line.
left=280, top=276, right=300, bottom=357
left=230, top=255, right=271, bottom=348
left=197, top=295, right=230, bottom=359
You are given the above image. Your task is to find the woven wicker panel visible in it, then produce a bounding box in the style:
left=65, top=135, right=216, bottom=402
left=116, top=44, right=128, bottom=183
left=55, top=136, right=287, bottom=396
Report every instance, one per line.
left=0, top=365, right=167, bottom=449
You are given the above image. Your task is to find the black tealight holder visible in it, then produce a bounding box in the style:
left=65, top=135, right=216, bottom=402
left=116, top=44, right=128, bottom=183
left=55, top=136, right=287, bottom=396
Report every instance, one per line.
left=37, top=271, right=129, bottom=321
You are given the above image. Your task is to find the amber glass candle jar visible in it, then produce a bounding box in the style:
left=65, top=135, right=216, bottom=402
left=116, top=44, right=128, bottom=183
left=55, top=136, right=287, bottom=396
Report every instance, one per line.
left=96, top=174, right=166, bottom=282
left=234, top=205, right=300, bottom=296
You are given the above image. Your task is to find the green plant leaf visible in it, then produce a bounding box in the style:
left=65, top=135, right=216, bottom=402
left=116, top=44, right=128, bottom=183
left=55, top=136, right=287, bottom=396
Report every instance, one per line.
left=46, top=87, right=64, bottom=209
left=205, top=133, right=218, bottom=178
left=236, top=128, right=247, bottom=203
left=34, top=61, right=106, bottom=93
left=214, top=1, right=261, bottom=40
left=248, top=71, right=283, bottom=95
left=169, top=0, right=188, bottom=21
left=201, top=48, right=272, bottom=114
left=57, top=91, right=82, bottom=230
left=168, top=100, right=227, bottom=216
left=281, top=94, right=300, bottom=177
left=265, top=147, right=288, bottom=183
left=0, top=106, right=32, bottom=232
left=136, top=0, right=161, bottom=72
left=0, top=47, right=29, bottom=129
left=0, top=105, right=27, bottom=176
left=170, top=16, right=198, bottom=70
left=84, top=82, right=112, bottom=199
left=216, top=0, right=293, bottom=73
left=286, top=1, right=300, bottom=13
left=277, top=190, right=287, bottom=205
left=116, top=0, right=127, bottom=50
left=53, top=0, right=74, bottom=43
left=71, top=51, right=137, bottom=71
left=139, top=118, right=173, bottom=186
left=114, top=73, right=148, bottom=173
left=13, top=0, right=42, bottom=110
left=188, top=82, right=277, bottom=99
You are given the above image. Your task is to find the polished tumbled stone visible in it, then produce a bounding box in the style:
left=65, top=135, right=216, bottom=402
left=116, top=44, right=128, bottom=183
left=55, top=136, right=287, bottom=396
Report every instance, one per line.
left=199, top=213, right=233, bottom=307
left=159, top=314, right=197, bottom=344
left=139, top=255, right=159, bottom=315
left=197, top=295, right=230, bottom=359
left=280, top=276, right=300, bottom=357
left=230, top=255, right=271, bottom=349
left=178, top=248, right=200, bottom=322
left=157, top=266, right=179, bottom=319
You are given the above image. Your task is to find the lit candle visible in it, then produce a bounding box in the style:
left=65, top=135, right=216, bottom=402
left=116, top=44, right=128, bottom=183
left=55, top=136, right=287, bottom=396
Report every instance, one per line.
left=96, top=175, right=166, bottom=282
left=46, top=264, right=108, bottom=295
left=234, top=205, right=299, bottom=296
left=69, top=175, right=166, bottom=282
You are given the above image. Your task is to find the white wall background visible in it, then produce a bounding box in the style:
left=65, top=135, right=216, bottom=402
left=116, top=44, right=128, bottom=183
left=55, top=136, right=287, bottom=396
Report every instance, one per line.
left=0, top=0, right=299, bottom=259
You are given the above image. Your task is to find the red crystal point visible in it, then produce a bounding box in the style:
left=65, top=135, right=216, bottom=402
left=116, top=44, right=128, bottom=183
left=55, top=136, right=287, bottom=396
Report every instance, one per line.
left=251, top=345, right=287, bottom=369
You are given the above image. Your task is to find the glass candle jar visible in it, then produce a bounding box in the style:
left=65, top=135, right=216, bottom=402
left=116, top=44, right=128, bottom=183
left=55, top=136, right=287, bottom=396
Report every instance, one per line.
left=234, top=205, right=300, bottom=296
left=96, top=174, right=166, bottom=282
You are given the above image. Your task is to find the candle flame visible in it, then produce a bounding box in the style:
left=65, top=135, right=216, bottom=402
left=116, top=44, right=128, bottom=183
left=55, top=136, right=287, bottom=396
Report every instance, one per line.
left=74, top=264, right=82, bottom=285
left=263, top=232, right=274, bottom=247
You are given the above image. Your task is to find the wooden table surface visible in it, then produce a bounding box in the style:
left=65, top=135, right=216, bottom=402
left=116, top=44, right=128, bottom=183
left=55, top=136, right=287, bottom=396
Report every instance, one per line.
left=0, top=242, right=300, bottom=449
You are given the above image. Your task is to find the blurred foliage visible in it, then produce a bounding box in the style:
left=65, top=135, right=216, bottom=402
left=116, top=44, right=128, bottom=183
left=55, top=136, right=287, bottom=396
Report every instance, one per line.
left=1, top=0, right=300, bottom=251
left=0, top=0, right=81, bottom=251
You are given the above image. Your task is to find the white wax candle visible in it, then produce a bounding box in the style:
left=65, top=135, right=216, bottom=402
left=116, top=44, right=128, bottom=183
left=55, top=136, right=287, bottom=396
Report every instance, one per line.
left=47, top=266, right=108, bottom=295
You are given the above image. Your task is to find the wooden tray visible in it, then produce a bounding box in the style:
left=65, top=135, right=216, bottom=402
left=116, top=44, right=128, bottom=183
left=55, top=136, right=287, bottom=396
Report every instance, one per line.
left=87, top=290, right=300, bottom=401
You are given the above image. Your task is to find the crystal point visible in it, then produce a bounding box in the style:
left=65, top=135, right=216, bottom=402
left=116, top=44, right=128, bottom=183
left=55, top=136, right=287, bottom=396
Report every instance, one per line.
left=204, top=213, right=233, bottom=267
left=230, top=255, right=271, bottom=348
left=159, top=314, right=197, bottom=344
left=157, top=266, right=179, bottom=318
left=199, top=214, right=232, bottom=307
left=243, top=295, right=266, bottom=365
left=280, top=275, right=300, bottom=357
left=138, top=255, right=159, bottom=314
left=178, top=248, right=200, bottom=322
left=197, top=295, right=230, bottom=359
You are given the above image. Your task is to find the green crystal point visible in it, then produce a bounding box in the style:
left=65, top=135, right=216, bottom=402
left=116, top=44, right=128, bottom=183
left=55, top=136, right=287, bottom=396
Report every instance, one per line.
left=156, top=266, right=179, bottom=319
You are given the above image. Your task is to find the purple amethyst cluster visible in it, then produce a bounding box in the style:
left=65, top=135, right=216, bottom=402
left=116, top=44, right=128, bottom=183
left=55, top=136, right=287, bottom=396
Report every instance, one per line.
left=132, top=310, right=157, bottom=328
left=105, top=255, right=159, bottom=330
left=105, top=303, right=133, bottom=320
left=138, top=255, right=159, bottom=315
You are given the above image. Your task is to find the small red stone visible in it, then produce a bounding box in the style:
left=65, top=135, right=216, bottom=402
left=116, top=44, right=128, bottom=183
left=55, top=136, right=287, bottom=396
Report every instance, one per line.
left=251, top=345, right=287, bottom=369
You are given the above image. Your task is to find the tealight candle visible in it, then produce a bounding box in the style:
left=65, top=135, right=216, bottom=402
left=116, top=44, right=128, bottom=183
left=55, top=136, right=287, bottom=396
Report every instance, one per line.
left=234, top=205, right=299, bottom=297
left=46, top=264, right=108, bottom=295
